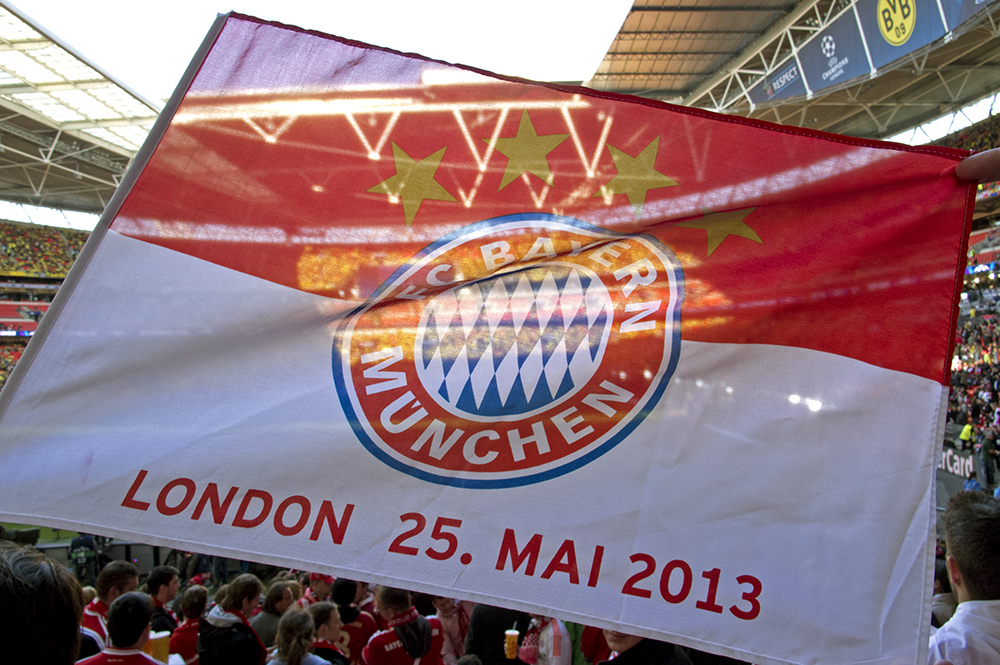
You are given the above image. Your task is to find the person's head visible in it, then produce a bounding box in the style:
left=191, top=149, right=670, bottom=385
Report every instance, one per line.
left=430, top=596, right=455, bottom=615
left=82, top=586, right=98, bottom=605
left=309, top=573, right=334, bottom=600
left=374, top=585, right=411, bottom=622
left=354, top=581, right=370, bottom=605
left=276, top=608, right=316, bottom=665
left=331, top=578, right=359, bottom=607
left=602, top=630, right=644, bottom=655
left=934, top=558, right=952, bottom=595
left=223, top=573, right=263, bottom=616
left=106, top=591, right=153, bottom=649
left=288, top=580, right=303, bottom=601
left=264, top=581, right=295, bottom=615
left=146, top=565, right=180, bottom=603
left=179, top=584, right=208, bottom=621
left=95, top=560, right=139, bottom=605
left=308, top=601, right=342, bottom=642
left=944, top=490, right=1000, bottom=602
left=0, top=542, right=83, bottom=664
left=330, top=578, right=361, bottom=624
left=214, top=584, right=229, bottom=607
left=456, top=656, right=483, bottom=665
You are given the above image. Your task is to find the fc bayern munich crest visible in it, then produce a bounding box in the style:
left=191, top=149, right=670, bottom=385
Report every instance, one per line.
left=333, top=214, right=683, bottom=488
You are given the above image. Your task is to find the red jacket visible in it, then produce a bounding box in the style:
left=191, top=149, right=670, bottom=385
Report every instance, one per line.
left=339, top=610, right=378, bottom=665
left=362, top=608, right=443, bottom=665
left=81, top=598, right=110, bottom=649
left=169, top=618, right=200, bottom=664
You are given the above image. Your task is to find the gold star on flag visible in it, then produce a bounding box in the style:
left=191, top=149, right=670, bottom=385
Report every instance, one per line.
left=368, top=143, right=455, bottom=227
left=678, top=208, right=762, bottom=257
left=599, top=137, right=677, bottom=218
left=488, top=110, right=568, bottom=190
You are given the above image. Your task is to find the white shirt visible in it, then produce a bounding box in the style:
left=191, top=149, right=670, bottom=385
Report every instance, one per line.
left=928, top=599, right=1000, bottom=664
left=536, top=618, right=572, bottom=665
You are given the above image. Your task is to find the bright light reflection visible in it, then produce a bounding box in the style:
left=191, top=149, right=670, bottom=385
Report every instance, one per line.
left=725, top=386, right=733, bottom=394
left=788, top=394, right=801, bottom=404
left=695, top=379, right=704, bottom=387
left=888, top=92, right=999, bottom=145
left=805, top=399, right=822, bottom=412
left=421, top=68, right=497, bottom=86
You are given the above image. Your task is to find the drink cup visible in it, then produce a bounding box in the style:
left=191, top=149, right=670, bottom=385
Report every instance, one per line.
left=505, top=629, right=519, bottom=659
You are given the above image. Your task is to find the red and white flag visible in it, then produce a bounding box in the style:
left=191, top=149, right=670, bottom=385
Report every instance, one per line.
left=0, top=14, right=974, bottom=665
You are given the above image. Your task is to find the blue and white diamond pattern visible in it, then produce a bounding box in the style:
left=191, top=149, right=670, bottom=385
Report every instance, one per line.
left=417, top=264, right=612, bottom=418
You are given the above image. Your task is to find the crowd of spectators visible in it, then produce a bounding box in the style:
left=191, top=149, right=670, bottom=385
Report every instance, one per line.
left=0, top=219, right=88, bottom=278
left=0, top=219, right=84, bottom=390
left=0, top=344, right=23, bottom=386
left=936, top=112, right=1000, bottom=156
left=947, top=278, right=1000, bottom=493
left=7, top=531, right=986, bottom=665
left=1, top=543, right=741, bottom=665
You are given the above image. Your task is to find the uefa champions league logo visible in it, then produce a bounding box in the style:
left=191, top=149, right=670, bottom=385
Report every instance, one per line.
left=332, top=214, right=683, bottom=488
left=822, top=35, right=837, bottom=66
left=821, top=35, right=836, bottom=58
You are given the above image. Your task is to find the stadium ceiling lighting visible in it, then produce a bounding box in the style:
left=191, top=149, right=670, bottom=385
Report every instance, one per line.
left=0, top=5, right=159, bottom=154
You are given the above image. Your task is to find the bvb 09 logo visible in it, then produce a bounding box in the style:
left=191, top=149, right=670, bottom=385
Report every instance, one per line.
left=878, top=0, right=914, bottom=46
left=332, top=214, right=683, bottom=488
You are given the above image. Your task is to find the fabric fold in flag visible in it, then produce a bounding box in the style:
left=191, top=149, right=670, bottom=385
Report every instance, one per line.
left=0, top=12, right=974, bottom=665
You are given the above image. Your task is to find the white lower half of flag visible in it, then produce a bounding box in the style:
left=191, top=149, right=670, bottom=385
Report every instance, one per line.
left=0, top=231, right=940, bottom=665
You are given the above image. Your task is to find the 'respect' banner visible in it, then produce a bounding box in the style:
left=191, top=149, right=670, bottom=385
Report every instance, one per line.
left=0, top=13, right=976, bottom=665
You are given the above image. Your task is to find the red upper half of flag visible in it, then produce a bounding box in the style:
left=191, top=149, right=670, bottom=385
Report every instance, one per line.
left=109, top=14, right=974, bottom=385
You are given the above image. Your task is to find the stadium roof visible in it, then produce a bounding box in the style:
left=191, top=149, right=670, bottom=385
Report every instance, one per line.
left=0, top=2, right=159, bottom=214
left=591, top=0, right=1000, bottom=140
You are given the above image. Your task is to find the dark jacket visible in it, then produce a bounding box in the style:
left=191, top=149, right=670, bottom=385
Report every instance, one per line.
left=152, top=605, right=178, bottom=634
left=197, top=612, right=265, bottom=665
left=598, top=638, right=693, bottom=665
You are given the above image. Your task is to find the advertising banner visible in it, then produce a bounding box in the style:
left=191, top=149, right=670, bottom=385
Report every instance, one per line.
left=855, top=0, right=948, bottom=69
left=746, top=58, right=807, bottom=106
left=798, top=11, right=872, bottom=94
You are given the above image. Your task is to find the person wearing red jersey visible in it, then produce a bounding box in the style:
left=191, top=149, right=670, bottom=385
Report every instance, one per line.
left=298, top=573, right=335, bottom=608
left=362, top=586, right=443, bottom=665
left=331, top=578, right=378, bottom=665
left=170, top=584, right=208, bottom=665
left=82, top=560, right=139, bottom=651
left=78, top=591, right=160, bottom=665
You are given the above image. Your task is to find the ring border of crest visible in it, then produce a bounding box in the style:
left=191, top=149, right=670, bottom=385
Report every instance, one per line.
left=332, top=213, right=685, bottom=489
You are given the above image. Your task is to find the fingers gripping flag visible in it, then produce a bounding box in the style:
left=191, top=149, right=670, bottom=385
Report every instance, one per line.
left=0, top=13, right=974, bottom=665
